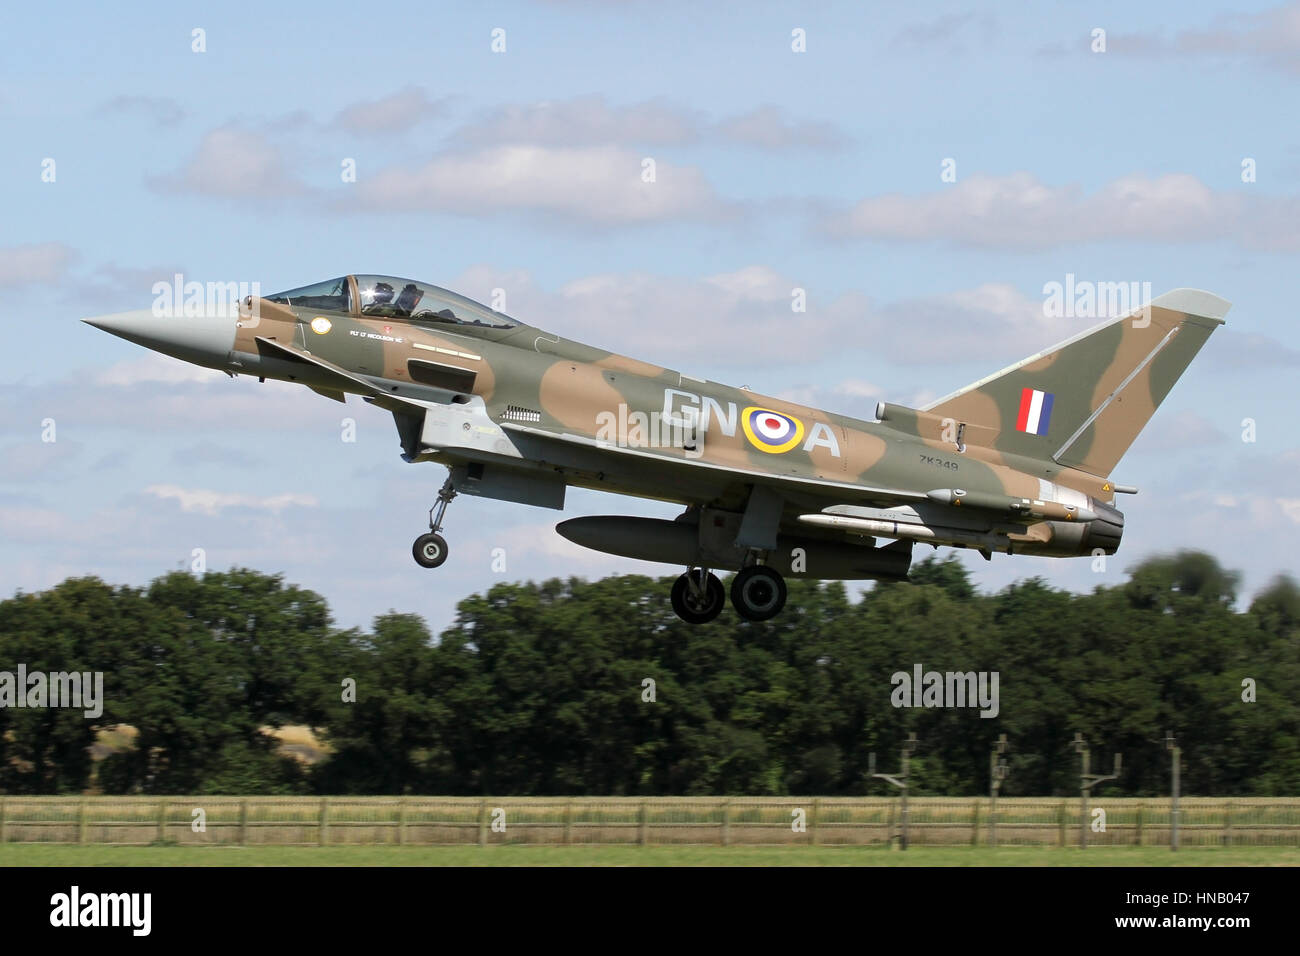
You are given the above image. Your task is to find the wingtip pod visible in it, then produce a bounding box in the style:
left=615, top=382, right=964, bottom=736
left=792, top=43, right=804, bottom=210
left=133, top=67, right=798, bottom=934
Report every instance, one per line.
left=1148, top=288, right=1231, bottom=324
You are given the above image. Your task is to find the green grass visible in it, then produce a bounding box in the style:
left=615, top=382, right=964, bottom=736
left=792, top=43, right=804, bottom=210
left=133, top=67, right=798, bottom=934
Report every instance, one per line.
left=1, top=844, right=1297, bottom=866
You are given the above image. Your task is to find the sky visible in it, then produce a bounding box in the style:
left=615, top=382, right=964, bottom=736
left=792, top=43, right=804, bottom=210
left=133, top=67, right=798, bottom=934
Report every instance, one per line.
left=1, top=0, right=1298, bottom=632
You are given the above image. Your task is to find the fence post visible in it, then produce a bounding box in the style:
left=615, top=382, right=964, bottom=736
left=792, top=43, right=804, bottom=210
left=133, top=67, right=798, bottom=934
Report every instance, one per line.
left=1058, top=801, right=1067, bottom=847
left=478, top=800, right=488, bottom=847
left=563, top=800, right=573, bottom=845
left=1135, top=802, right=1143, bottom=847
left=721, top=801, right=731, bottom=846
left=157, top=800, right=167, bottom=844
left=971, top=800, right=980, bottom=846
left=398, top=798, right=407, bottom=846
left=78, top=798, right=88, bottom=845
left=1224, top=800, right=1233, bottom=847
left=0, top=797, right=6, bottom=845
left=811, top=798, right=819, bottom=846
left=238, top=799, right=248, bottom=846
left=638, top=801, right=648, bottom=846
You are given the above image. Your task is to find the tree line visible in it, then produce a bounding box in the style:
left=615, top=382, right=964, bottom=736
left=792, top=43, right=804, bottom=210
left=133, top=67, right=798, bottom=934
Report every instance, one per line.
left=0, top=551, right=1296, bottom=797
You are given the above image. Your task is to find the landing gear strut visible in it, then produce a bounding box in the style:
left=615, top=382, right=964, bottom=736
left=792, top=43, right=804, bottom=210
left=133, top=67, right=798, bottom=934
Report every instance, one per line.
left=670, top=568, right=725, bottom=624
left=730, top=564, right=787, bottom=622
left=412, top=475, right=456, bottom=569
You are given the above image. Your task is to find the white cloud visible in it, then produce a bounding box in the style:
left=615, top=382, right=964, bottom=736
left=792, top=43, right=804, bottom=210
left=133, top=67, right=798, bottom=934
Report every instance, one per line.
left=154, top=127, right=306, bottom=199
left=495, top=518, right=663, bottom=575
left=822, top=172, right=1300, bottom=250
left=774, top=378, right=885, bottom=418
left=834, top=378, right=885, bottom=399
left=1181, top=487, right=1300, bottom=529
left=1203, top=329, right=1300, bottom=369
left=93, top=354, right=227, bottom=386
left=502, top=264, right=845, bottom=363
left=0, top=504, right=82, bottom=542
left=334, top=86, right=444, bottom=134
left=144, top=484, right=318, bottom=516
left=455, top=96, right=847, bottom=151
left=0, top=242, right=75, bottom=286
left=873, top=282, right=1077, bottom=361
left=1113, top=2, right=1300, bottom=73
left=714, top=105, right=849, bottom=150
left=70, top=262, right=190, bottom=310
left=1137, top=410, right=1229, bottom=453
left=0, top=441, right=83, bottom=482
left=0, top=373, right=344, bottom=437
left=457, top=95, right=700, bottom=147
left=454, top=265, right=1075, bottom=369
left=356, top=145, right=733, bottom=226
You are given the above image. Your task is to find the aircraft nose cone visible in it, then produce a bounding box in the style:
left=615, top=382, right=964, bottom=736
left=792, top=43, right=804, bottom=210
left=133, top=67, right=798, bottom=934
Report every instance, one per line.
left=82, top=309, right=236, bottom=369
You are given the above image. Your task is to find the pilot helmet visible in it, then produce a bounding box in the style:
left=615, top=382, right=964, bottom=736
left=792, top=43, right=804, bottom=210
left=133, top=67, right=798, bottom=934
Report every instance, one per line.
left=367, top=282, right=395, bottom=305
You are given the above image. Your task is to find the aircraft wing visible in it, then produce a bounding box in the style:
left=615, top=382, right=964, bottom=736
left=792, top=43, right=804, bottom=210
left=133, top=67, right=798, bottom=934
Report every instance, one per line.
left=498, top=421, right=928, bottom=510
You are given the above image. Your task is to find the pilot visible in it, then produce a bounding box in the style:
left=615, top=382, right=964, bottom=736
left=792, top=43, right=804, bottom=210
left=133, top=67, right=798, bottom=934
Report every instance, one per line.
left=364, top=281, right=395, bottom=313
left=393, top=283, right=423, bottom=316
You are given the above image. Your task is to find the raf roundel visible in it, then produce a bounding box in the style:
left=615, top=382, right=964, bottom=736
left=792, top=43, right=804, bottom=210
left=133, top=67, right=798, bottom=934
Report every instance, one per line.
left=741, top=406, right=805, bottom=454
left=310, top=316, right=332, bottom=335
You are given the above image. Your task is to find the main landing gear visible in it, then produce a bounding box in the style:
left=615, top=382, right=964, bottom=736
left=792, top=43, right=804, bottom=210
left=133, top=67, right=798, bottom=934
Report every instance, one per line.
left=730, top=565, right=787, bottom=622
left=669, top=562, right=788, bottom=624
left=670, top=569, right=726, bottom=624
left=412, top=476, right=456, bottom=569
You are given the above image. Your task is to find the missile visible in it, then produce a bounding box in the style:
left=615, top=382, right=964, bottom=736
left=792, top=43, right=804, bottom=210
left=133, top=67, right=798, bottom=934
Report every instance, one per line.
left=926, top=488, right=1097, bottom=523
left=555, top=515, right=912, bottom=581
left=797, top=513, right=1008, bottom=555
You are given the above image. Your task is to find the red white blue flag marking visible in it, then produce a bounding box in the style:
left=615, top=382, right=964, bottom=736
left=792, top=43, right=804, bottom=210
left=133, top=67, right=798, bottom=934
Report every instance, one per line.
left=1016, top=388, right=1054, bottom=436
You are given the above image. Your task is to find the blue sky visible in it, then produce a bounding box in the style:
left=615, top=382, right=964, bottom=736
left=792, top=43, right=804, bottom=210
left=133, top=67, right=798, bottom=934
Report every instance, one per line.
left=2, top=0, right=1298, bottom=630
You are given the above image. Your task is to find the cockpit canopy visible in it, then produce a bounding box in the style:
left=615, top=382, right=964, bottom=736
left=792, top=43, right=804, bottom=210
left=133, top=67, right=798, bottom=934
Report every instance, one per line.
left=266, top=276, right=351, bottom=313
left=265, top=275, right=518, bottom=330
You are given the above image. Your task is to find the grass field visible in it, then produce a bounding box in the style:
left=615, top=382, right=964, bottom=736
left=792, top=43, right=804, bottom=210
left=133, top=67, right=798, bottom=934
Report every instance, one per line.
left=1, top=844, right=1296, bottom=866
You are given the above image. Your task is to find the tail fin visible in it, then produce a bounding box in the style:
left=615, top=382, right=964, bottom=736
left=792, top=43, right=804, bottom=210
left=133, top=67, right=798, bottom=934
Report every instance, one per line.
left=922, top=288, right=1230, bottom=478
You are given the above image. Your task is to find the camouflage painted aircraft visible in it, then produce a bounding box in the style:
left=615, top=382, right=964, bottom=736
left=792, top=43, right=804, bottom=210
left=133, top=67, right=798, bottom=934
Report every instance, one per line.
left=84, top=276, right=1229, bottom=623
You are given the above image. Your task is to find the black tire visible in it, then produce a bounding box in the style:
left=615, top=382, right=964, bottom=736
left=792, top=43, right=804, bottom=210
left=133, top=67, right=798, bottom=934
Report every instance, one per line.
left=412, top=532, right=449, bottom=569
left=670, top=571, right=725, bottom=624
left=730, top=566, right=787, bottom=621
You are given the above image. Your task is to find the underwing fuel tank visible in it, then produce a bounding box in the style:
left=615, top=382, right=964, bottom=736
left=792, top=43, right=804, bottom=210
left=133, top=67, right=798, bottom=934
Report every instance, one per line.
left=555, top=515, right=912, bottom=581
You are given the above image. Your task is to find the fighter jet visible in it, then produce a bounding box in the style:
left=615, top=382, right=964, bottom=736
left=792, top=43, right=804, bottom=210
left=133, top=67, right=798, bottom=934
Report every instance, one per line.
left=84, top=276, right=1229, bottom=623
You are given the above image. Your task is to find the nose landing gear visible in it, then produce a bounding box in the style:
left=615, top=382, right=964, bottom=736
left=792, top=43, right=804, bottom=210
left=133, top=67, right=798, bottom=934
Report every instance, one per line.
left=412, top=475, right=457, bottom=569
left=412, top=531, right=448, bottom=568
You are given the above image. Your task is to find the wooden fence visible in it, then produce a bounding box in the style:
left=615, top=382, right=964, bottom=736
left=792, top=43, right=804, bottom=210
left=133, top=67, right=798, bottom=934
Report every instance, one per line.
left=0, top=796, right=1296, bottom=847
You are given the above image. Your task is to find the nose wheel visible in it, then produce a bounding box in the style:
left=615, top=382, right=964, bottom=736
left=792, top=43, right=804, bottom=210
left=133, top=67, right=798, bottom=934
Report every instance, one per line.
left=412, top=475, right=457, bottom=569
left=412, top=532, right=448, bottom=568
left=730, top=565, right=787, bottom=621
left=670, top=569, right=725, bottom=624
